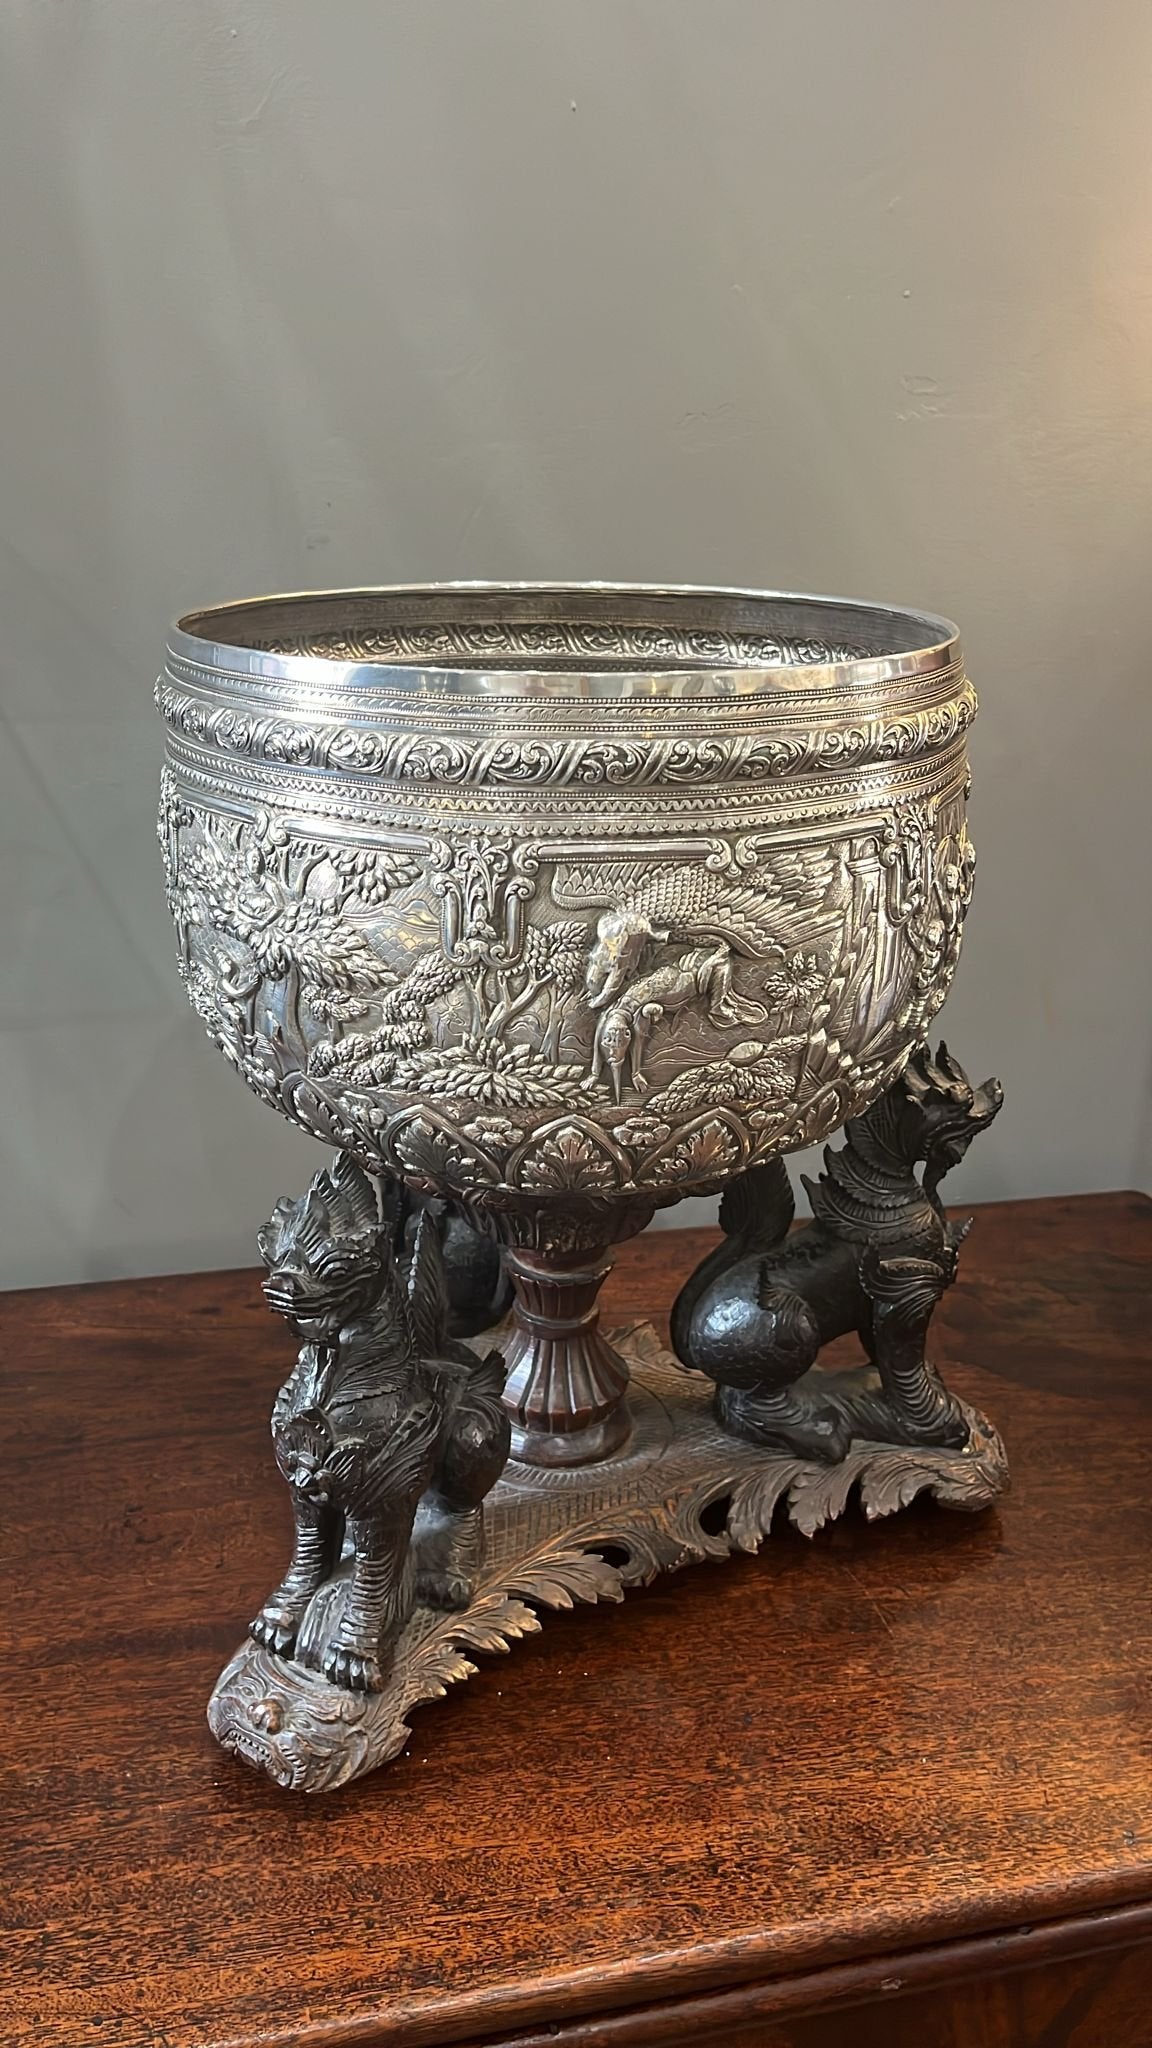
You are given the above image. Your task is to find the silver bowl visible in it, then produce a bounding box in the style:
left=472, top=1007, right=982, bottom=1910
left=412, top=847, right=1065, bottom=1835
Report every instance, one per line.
left=158, top=581, right=977, bottom=1464
left=158, top=581, right=975, bottom=1218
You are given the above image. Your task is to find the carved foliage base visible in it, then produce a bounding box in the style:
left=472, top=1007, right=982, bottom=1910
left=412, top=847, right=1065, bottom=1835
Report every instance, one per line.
left=208, top=1324, right=1007, bottom=1792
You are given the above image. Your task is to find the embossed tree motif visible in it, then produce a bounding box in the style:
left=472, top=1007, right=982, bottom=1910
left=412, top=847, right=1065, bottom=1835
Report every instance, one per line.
left=482, top=919, right=588, bottom=1058
left=642, top=1037, right=804, bottom=1120
left=316, top=1034, right=595, bottom=1112
left=761, top=951, right=824, bottom=1026
left=393, top=1039, right=591, bottom=1109
left=327, top=845, right=420, bottom=909
left=308, top=956, right=466, bottom=1087
left=165, top=803, right=421, bottom=1083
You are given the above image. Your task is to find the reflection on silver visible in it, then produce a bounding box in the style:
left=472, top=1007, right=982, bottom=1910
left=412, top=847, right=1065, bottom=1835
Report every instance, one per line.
left=158, top=581, right=975, bottom=1210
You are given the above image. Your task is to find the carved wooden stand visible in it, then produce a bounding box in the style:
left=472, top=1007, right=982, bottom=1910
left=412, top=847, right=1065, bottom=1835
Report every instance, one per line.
left=211, top=1320, right=1007, bottom=1792
left=207, top=1045, right=1009, bottom=1793
left=500, top=1244, right=633, bottom=1465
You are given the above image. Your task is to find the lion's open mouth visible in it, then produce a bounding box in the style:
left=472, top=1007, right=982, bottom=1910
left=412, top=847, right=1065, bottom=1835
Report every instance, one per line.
left=222, top=1724, right=301, bottom=1787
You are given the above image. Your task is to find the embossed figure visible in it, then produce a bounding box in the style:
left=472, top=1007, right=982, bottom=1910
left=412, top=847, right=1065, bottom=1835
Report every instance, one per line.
left=573, top=854, right=845, bottom=1015
left=672, top=1044, right=1003, bottom=1462
left=586, top=944, right=766, bottom=1100
left=555, top=852, right=846, bottom=1099
left=251, top=1155, right=510, bottom=1691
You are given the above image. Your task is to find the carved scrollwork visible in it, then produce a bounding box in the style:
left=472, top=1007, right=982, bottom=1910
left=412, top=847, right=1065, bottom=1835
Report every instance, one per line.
left=156, top=677, right=976, bottom=790
left=240, top=617, right=875, bottom=668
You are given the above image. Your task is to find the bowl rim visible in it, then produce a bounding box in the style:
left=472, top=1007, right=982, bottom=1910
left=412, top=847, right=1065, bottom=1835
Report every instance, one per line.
left=169, top=580, right=962, bottom=701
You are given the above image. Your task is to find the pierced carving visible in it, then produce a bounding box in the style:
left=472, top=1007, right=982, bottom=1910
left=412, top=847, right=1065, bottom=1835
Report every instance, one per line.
left=208, top=1321, right=1007, bottom=1793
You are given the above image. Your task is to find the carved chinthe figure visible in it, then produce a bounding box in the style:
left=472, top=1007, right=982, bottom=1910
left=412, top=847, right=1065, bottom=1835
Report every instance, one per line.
left=253, top=1154, right=510, bottom=1691
left=156, top=581, right=1007, bottom=1790
left=671, top=1044, right=1004, bottom=1462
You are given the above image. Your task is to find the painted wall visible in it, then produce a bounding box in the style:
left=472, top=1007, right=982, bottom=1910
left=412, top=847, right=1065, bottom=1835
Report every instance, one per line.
left=2, top=0, right=1148, bottom=1287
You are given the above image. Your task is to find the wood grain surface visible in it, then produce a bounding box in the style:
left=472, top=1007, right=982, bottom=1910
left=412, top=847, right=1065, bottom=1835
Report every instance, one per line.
left=2, top=1194, right=1150, bottom=2047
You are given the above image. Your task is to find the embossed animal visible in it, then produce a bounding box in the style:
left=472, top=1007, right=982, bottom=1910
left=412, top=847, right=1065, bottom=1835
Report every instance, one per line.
left=671, top=1044, right=1003, bottom=1462
left=251, top=1154, right=510, bottom=1692
left=586, top=946, right=767, bottom=1100
left=569, top=853, right=846, bottom=1014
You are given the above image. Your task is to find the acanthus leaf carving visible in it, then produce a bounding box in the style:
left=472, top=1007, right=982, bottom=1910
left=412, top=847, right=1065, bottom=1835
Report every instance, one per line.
left=513, top=1120, right=628, bottom=1195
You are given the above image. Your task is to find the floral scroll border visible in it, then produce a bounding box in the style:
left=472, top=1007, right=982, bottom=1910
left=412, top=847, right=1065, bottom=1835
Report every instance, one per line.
left=157, top=677, right=976, bottom=791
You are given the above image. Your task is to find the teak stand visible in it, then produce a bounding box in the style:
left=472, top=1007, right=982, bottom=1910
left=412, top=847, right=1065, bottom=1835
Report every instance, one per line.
left=209, top=1043, right=1007, bottom=1791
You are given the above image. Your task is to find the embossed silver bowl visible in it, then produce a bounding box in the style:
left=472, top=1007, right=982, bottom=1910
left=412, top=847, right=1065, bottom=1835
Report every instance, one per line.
left=158, top=583, right=976, bottom=1220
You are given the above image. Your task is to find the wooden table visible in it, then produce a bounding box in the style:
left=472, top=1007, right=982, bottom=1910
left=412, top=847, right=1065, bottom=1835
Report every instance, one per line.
left=3, top=1193, right=1151, bottom=2047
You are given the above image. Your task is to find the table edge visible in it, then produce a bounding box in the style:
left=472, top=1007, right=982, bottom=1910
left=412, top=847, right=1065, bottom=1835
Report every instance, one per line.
left=210, top=1879, right=1152, bottom=2048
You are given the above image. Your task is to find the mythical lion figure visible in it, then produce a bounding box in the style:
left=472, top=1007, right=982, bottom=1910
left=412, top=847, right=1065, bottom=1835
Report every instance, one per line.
left=672, top=1044, right=1003, bottom=1461
left=250, top=1154, right=511, bottom=1692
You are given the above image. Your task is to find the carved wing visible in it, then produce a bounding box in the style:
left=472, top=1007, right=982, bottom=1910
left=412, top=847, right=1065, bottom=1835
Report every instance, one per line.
left=718, top=1158, right=796, bottom=1248
left=405, top=1207, right=452, bottom=1363
left=323, top=1152, right=380, bottom=1232
left=859, top=1250, right=951, bottom=1329
left=553, top=849, right=844, bottom=958
left=327, top=1396, right=443, bottom=1516
left=550, top=861, right=649, bottom=912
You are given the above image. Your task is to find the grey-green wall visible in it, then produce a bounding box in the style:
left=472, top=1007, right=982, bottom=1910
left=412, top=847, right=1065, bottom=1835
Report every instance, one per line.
left=2, top=1, right=1148, bottom=1287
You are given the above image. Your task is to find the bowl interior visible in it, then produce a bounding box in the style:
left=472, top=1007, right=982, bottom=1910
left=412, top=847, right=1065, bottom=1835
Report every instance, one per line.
left=176, top=582, right=956, bottom=682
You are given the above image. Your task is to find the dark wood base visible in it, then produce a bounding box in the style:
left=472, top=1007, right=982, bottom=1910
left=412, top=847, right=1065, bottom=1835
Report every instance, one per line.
left=4, top=1195, right=1151, bottom=2047
left=207, top=1325, right=1006, bottom=1791
left=507, top=1401, right=633, bottom=1466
